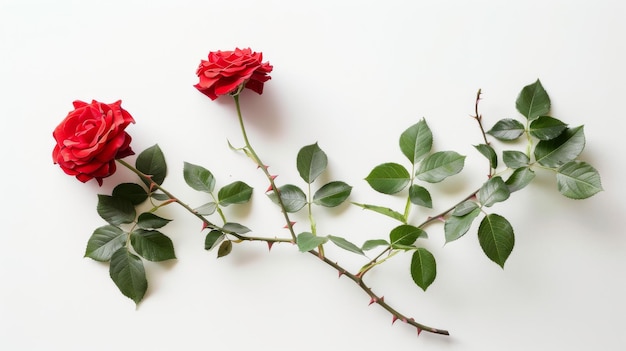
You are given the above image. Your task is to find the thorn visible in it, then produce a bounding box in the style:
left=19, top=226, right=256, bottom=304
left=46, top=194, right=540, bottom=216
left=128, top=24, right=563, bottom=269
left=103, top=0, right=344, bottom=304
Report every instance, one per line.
left=269, top=175, right=277, bottom=180
left=257, top=164, right=269, bottom=170
left=338, top=270, right=344, bottom=278
left=267, top=241, right=274, bottom=251
left=402, top=317, right=408, bottom=323
left=201, top=222, right=209, bottom=231
left=379, top=296, right=385, bottom=303
left=283, top=221, right=296, bottom=229
left=391, top=315, right=399, bottom=325
left=417, top=328, right=423, bottom=336
left=368, top=297, right=377, bottom=306
left=265, top=184, right=274, bottom=192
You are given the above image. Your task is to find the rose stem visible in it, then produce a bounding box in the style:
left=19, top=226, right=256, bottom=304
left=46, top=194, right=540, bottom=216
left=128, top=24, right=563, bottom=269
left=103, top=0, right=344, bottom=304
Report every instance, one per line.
left=231, top=95, right=449, bottom=336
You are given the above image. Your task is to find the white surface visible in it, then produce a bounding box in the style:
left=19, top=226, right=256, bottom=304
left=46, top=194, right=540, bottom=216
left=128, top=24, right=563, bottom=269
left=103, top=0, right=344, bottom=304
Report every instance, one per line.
left=2, top=0, right=625, bottom=349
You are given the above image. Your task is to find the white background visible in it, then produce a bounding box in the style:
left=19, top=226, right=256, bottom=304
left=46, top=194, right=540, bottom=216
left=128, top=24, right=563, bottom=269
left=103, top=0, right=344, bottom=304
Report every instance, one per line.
left=1, top=0, right=625, bottom=350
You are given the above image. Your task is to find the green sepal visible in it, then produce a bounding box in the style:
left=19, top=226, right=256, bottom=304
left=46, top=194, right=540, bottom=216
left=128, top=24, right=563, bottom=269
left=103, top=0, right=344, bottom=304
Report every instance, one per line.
left=130, top=229, right=176, bottom=262
left=205, top=230, right=225, bottom=251
left=478, top=214, right=515, bottom=268
left=478, top=176, right=510, bottom=207
left=474, top=144, right=497, bottom=169
left=84, top=225, right=128, bottom=262
left=399, top=119, right=433, bottom=164
left=529, top=116, right=567, bottom=140
left=218, top=181, right=253, bottom=206
left=389, top=224, right=427, bottom=249
left=267, top=184, right=307, bottom=213
left=365, top=163, right=410, bottom=194
left=136, top=144, right=167, bottom=186
left=361, top=239, right=390, bottom=251
left=137, top=212, right=171, bottom=229
left=556, top=161, right=602, bottom=199
left=502, top=150, right=530, bottom=169
left=297, top=142, right=328, bottom=184
left=416, top=151, right=465, bottom=183
left=487, top=118, right=525, bottom=141
left=351, top=202, right=406, bottom=223
left=534, top=126, right=585, bottom=168
left=312, top=181, right=352, bottom=207
left=296, top=232, right=329, bottom=252
left=97, top=194, right=135, bottom=226
left=109, top=247, right=147, bottom=305
left=217, top=240, right=232, bottom=258
left=408, top=184, right=432, bottom=208
left=516, top=79, right=551, bottom=121
left=328, top=235, right=364, bottom=255
left=444, top=207, right=481, bottom=243
left=183, top=162, right=215, bottom=193
left=112, top=183, right=148, bottom=205
left=505, top=167, right=535, bottom=192
left=410, top=248, right=437, bottom=291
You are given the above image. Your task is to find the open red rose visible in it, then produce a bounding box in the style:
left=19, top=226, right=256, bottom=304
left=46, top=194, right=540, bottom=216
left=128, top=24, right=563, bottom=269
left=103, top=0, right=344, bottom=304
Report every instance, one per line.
left=52, top=100, right=135, bottom=185
left=194, top=48, right=273, bottom=100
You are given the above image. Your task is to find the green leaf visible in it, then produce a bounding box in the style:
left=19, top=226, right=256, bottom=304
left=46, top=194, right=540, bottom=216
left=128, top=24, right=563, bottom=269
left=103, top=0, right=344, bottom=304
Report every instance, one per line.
left=502, top=150, right=530, bottom=169
left=534, top=126, right=585, bottom=168
left=399, top=119, right=433, bottom=164
left=109, top=248, right=147, bottom=305
left=267, top=184, right=307, bottom=213
left=297, top=143, right=328, bottom=184
left=556, top=161, right=603, bottom=199
left=195, top=202, right=217, bottom=215
left=151, top=192, right=170, bottom=201
left=389, top=224, right=427, bottom=248
left=328, top=235, right=364, bottom=255
left=410, top=248, right=437, bottom=291
left=97, top=195, right=135, bottom=225
left=478, top=176, right=510, bottom=207
left=408, top=184, right=432, bottom=208
left=361, top=239, right=390, bottom=251
left=137, top=212, right=171, bottom=229
left=84, top=225, right=128, bottom=262
left=183, top=162, right=215, bottom=193
left=112, top=183, right=148, bottom=205
left=130, top=229, right=176, bottom=262
left=445, top=207, right=481, bottom=243
left=515, top=79, right=551, bottom=120
left=478, top=214, right=515, bottom=268
left=136, top=144, right=167, bottom=186
left=217, top=240, right=233, bottom=258
left=312, top=181, right=352, bottom=207
left=296, top=232, right=329, bottom=252
left=365, top=163, right=410, bottom=194
left=218, top=181, right=253, bottom=206
left=474, top=144, right=497, bottom=169
left=487, top=118, right=525, bottom=141
left=351, top=202, right=406, bottom=223
left=416, top=151, right=465, bottom=183
left=452, top=200, right=479, bottom=216
left=505, top=167, right=535, bottom=192
left=222, top=222, right=251, bottom=234
left=529, top=116, right=567, bottom=140
left=205, top=230, right=225, bottom=251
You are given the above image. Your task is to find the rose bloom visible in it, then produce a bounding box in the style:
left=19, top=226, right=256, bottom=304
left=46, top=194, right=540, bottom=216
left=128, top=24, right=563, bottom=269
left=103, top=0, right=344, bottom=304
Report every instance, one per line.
left=194, top=48, right=273, bottom=100
left=52, top=100, right=135, bottom=185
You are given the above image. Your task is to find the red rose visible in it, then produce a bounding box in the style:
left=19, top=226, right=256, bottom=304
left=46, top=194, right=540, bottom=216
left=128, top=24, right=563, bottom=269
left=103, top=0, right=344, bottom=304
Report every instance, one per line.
left=52, top=100, right=135, bottom=185
left=194, top=48, right=273, bottom=100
